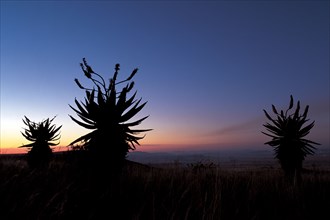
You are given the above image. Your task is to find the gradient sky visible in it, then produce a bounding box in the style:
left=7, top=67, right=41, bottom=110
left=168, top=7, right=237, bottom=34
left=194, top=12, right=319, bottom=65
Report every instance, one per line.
left=1, top=0, right=329, bottom=154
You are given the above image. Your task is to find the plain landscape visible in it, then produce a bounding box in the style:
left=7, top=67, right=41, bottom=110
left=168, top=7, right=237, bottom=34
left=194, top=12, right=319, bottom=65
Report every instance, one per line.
left=128, top=147, right=330, bottom=170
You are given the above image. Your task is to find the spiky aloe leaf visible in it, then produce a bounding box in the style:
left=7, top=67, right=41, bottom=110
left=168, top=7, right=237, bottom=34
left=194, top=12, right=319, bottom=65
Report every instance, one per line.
left=127, top=129, right=153, bottom=134
left=69, top=115, right=96, bottom=129
left=117, top=91, right=137, bottom=115
left=117, top=87, right=128, bottom=107
left=272, top=105, right=278, bottom=114
left=263, top=123, right=283, bottom=136
left=69, top=131, right=96, bottom=146
left=69, top=104, right=95, bottom=126
left=293, top=101, right=300, bottom=119
left=19, top=143, right=34, bottom=148
left=120, top=99, right=147, bottom=122
left=263, top=109, right=273, bottom=121
left=298, top=121, right=315, bottom=137
left=264, top=140, right=281, bottom=147
left=72, top=99, right=89, bottom=117
left=289, top=95, right=294, bottom=110
left=124, top=115, right=150, bottom=127
left=126, top=68, right=138, bottom=81
left=127, top=82, right=135, bottom=93
left=97, top=86, right=106, bottom=107
left=302, top=105, right=309, bottom=118
left=261, top=131, right=278, bottom=138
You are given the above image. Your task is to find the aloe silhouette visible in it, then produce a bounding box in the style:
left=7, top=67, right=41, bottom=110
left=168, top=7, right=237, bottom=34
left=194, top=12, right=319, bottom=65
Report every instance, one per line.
left=20, top=116, right=62, bottom=168
left=69, top=58, right=151, bottom=166
left=262, top=95, right=320, bottom=184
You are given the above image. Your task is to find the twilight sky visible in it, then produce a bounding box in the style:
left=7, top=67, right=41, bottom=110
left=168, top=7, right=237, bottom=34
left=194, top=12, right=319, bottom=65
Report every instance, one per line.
left=1, top=1, right=329, bottom=154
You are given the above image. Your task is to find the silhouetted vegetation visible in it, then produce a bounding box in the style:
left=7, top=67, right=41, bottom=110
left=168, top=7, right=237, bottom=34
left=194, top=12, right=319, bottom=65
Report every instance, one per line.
left=0, top=155, right=329, bottom=220
left=69, top=58, right=151, bottom=168
left=262, top=95, right=320, bottom=184
left=19, top=116, right=62, bottom=168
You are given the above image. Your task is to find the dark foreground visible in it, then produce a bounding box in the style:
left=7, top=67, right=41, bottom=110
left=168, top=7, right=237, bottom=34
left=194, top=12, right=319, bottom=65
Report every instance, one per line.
left=1, top=153, right=330, bottom=220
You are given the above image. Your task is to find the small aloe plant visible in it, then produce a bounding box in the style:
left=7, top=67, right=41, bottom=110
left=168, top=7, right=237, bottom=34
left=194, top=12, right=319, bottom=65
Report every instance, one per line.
left=69, top=58, right=151, bottom=166
left=20, top=116, right=62, bottom=168
left=262, top=95, right=320, bottom=183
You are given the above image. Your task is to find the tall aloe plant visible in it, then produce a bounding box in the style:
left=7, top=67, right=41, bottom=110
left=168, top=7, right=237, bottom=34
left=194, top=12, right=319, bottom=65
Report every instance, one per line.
left=20, top=116, right=62, bottom=168
left=262, top=95, right=320, bottom=183
left=69, top=58, right=151, bottom=165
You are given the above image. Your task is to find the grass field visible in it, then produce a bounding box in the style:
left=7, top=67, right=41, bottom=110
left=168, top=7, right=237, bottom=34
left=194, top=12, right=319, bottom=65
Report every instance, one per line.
left=1, top=152, right=329, bottom=220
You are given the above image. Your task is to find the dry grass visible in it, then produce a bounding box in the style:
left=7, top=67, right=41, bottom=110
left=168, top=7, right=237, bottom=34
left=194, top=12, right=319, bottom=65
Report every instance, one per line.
left=1, top=153, right=329, bottom=220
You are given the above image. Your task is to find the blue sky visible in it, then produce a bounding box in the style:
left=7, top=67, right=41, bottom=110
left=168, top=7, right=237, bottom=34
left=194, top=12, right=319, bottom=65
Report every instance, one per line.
left=1, top=0, right=329, bottom=153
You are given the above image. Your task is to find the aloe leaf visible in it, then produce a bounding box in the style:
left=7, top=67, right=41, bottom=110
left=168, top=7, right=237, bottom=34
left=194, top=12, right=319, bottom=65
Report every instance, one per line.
left=294, top=101, right=300, bottom=119
left=86, top=91, right=91, bottom=100
left=301, top=145, right=315, bottom=154
left=69, top=106, right=94, bottom=125
left=123, top=116, right=150, bottom=127
left=289, top=95, right=294, bottom=110
left=87, top=89, right=95, bottom=103
left=117, top=91, right=137, bottom=116
left=126, top=68, right=138, bottom=81
left=107, top=86, right=116, bottom=106
left=299, top=122, right=315, bottom=137
left=120, top=100, right=147, bottom=122
left=69, top=132, right=95, bottom=146
left=19, top=143, right=34, bottom=148
left=272, top=105, right=278, bottom=114
left=264, top=123, right=282, bottom=134
left=21, top=132, right=35, bottom=142
left=84, top=99, right=99, bottom=120
left=261, top=131, right=278, bottom=138
left=127, top=81, right=135, bottom=93
left=76, top=114, right=95, bottom=125
left=302, top=105, right=309, bottom=118
left=116, top=87, right=127, bottom=110
left=301, top=138, right=321, bottom=145
left=50, top=126, right=62, bottom=137
left=263, top=109, right=273, bottom=121
left=69, top=115, right=96, bottom=129
left=97, top=86, right=105, bottom=107
left=127, top=128, right=153, bottom=134
left=264, top=140, right=280, bottom=146
left=73, top=99, right=89, bottom=116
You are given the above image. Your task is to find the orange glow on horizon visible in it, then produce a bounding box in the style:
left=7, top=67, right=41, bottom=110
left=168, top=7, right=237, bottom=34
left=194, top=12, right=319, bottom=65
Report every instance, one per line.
left=0, top=126, right=267, bottom=154
left=0, top=146, right=70, bottom=155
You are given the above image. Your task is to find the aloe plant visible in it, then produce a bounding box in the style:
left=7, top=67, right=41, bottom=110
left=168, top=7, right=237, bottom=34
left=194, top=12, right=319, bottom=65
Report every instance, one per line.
left=20, top=116, right=62, bottom=168
left=69, top=58, right=151, bottom=165
left=262, top=95, right=320, bottom=183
